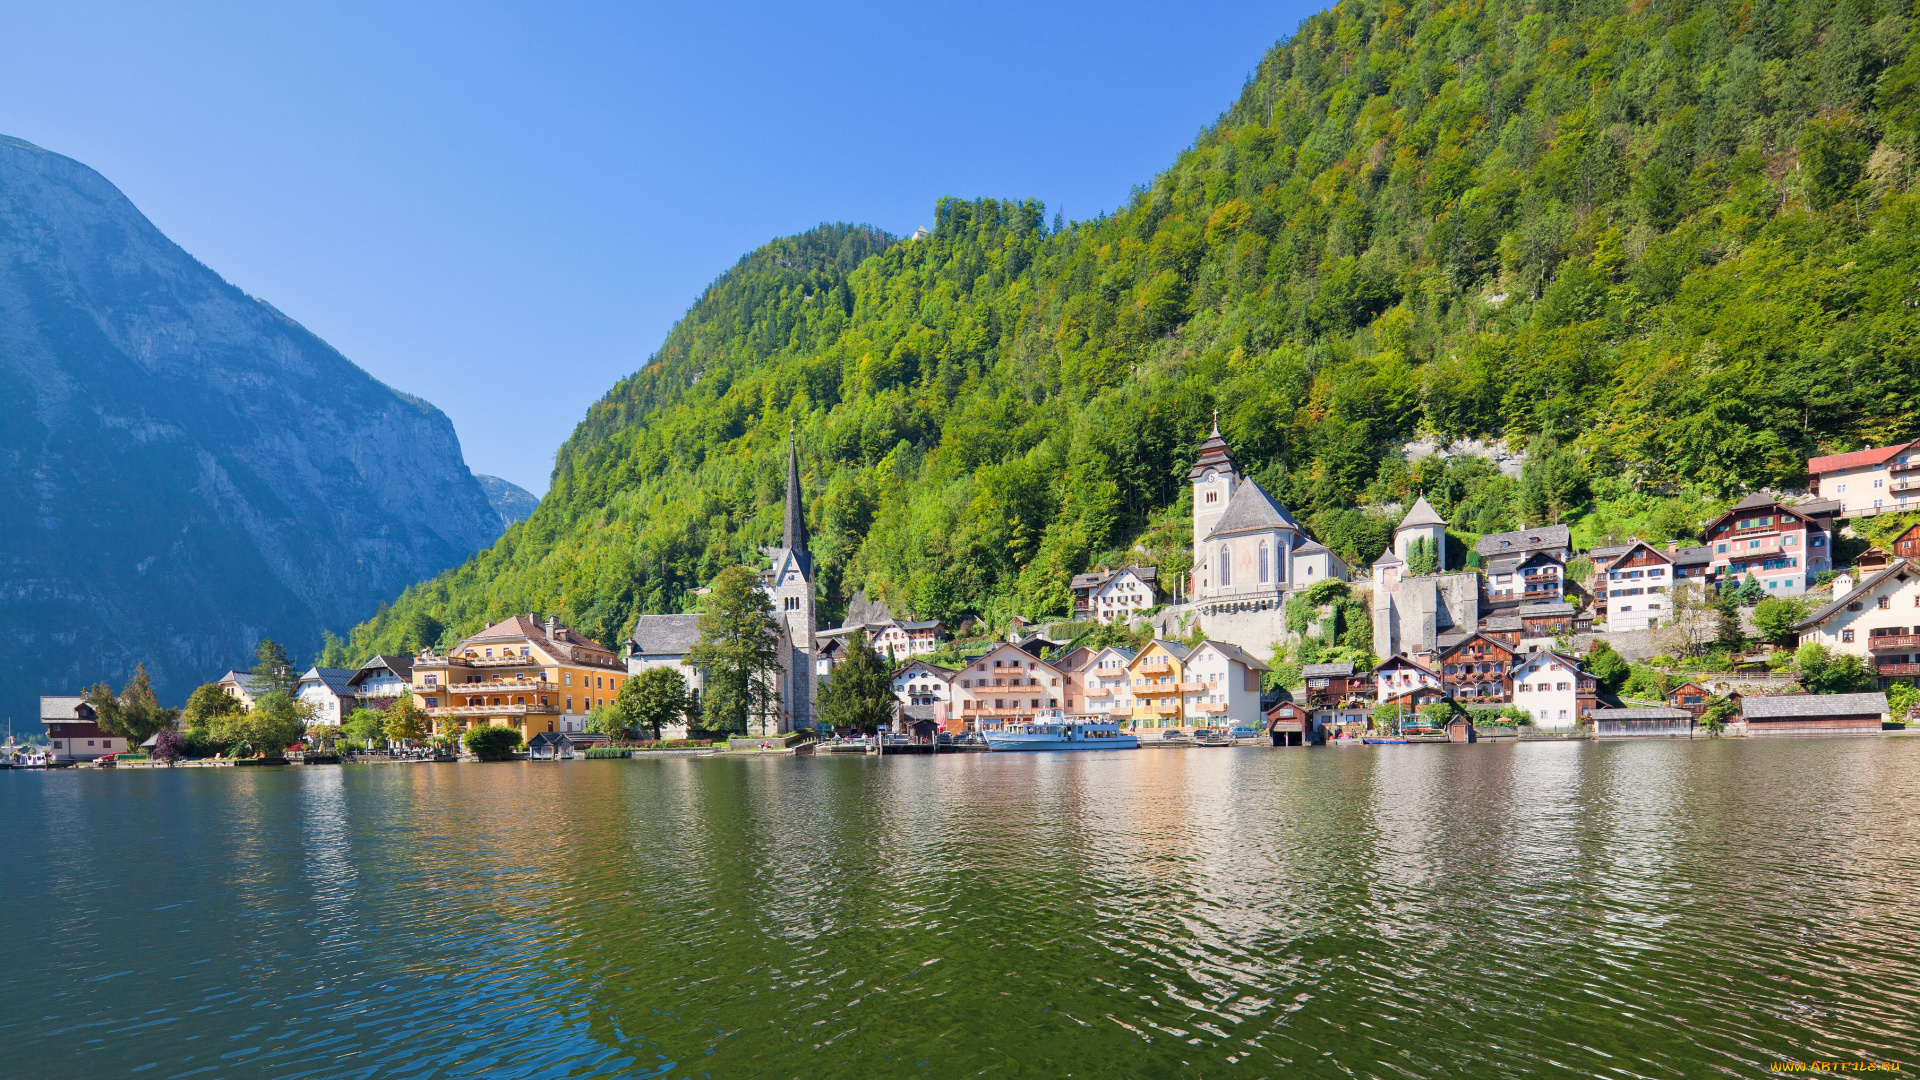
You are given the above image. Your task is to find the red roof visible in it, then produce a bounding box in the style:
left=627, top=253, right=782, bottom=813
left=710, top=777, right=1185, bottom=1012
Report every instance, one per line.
left=1807, top=441, right=1914, bottom=474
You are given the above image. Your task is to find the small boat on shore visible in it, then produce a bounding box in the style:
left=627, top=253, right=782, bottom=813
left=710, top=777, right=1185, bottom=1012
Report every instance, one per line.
left=1362, top=736, right=1410, bottom=744
left=986, top=712, right=1139, bottom=752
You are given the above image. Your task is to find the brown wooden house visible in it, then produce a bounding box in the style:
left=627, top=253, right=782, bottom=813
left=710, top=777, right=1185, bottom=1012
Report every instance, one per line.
left=1665, top=682, right=1712, bottom=717
left=1266, top=699, right=1312, bottom=746
left=1742, top=692, right=1887, bottom=736
left=1301, top=661, right=1367, bottom=707
left=1436, top=632, right=1517, bottom=704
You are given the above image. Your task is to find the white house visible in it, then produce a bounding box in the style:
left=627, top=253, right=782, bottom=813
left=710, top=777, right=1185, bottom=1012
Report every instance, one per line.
left=1793, top=560, right=1920, bottom=684
left=892, top=661, right=957, bottom=708
left=627, top=613, right=706, bottom=736
left=295, top=667, right=358, bottom=726
left=1179, top=640, right=1271, bottom=728
left=345, top=655, right=413, bottom=703
left=1088, top=568, right=1162, bottom=624
left=1601, top=540, right=1674, bottom=632
left=1375, top=655, right=1444, bottom=702
left=1077, top=646, right=1137, bottom=720
left=214, top=670, right=267, bottom=710
left=1510, top=651, right=1594, bottom=730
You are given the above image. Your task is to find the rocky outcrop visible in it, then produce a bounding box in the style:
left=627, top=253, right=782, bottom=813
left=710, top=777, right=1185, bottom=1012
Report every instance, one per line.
left=0, top=135, right=502, bottom=720
left=474, top=474, right=538, bottom=531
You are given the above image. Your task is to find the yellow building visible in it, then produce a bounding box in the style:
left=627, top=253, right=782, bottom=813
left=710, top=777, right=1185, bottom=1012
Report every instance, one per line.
left=1127, top=640, right=1198, bottom=732
left=411, top=614, right=625, bottom=741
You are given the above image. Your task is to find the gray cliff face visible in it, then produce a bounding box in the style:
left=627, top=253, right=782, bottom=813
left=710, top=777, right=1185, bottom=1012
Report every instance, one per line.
left=474, top=474, right=538, bottom=531
left=0, top=135, right=502, bottom=722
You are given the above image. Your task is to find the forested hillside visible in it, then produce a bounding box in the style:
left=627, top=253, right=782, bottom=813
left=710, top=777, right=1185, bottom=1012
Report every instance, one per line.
left=352, top=0, right=1920, bottom=656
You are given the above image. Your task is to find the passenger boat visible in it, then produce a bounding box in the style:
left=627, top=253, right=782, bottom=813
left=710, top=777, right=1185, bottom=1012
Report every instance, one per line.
left=985, top=711, right=1139, bottom=752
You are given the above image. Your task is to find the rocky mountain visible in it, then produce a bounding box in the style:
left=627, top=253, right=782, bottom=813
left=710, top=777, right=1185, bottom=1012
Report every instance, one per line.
left=0, top=135, right=503, bottom=725
left=475, top=474, right=538, bottom=531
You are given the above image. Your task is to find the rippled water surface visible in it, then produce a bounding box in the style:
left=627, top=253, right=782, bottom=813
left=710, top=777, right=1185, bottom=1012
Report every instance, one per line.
left=5, top=740, right=1920, bottom=1078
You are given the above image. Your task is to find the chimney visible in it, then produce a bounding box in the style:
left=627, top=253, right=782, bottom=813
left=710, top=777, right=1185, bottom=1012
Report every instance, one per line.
left=1832, top=572, right=1854, bottom=596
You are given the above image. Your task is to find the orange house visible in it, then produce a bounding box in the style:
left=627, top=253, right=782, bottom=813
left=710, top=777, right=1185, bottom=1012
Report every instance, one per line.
left=411, top=614, right=626, bottom=741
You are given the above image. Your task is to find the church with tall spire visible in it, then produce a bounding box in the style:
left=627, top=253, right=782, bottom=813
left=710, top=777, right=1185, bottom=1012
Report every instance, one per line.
left=759, top=426, right=816, bottom=730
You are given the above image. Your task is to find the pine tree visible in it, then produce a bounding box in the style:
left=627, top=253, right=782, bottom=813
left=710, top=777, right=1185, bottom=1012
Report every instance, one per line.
left=817, top=629, right=895, bottom=733
left=253, top=638, right=297, bottom=696
left=686, top=565, right=784, bottom=734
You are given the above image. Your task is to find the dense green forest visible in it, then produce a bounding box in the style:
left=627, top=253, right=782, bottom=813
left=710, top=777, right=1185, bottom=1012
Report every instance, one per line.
left=352, top=0, right=1920, bottom=657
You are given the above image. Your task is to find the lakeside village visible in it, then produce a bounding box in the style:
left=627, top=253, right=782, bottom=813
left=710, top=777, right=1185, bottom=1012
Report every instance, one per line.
left=23, top=428, right=1920, bottom=767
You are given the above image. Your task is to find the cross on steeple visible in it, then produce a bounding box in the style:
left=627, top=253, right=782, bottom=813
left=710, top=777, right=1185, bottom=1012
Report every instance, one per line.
left=1211, top=409, right=1219, bottom=437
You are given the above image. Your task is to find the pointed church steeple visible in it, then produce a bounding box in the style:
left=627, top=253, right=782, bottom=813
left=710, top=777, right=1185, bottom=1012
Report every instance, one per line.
left=783, top=422, right=808, bottom=557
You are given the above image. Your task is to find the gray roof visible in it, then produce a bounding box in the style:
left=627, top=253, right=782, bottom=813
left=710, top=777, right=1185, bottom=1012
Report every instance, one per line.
left=1591, top=707, right=1693, bottom=721
left=348, top=655, right=414, bottom=687
left=1730, top=492, right=1777, bottom=511
left=1435, top=630, right=1473, bottom=649
left=1482, top=614, right=1523, bottom=632
left=1519, top=602, right=1575, bottom=617
left=1203, top=481, right=1300, bottom=540
left=40, top=696, right=86, bottom=721
left=1743, top=693, right=1887, bottom=719
left=1150, top=640, right=1194, bottom=661
left=527, top=732, right=574, bottom=750
left=1398, top=496, right=1447, bottom=529
left=1373, top=549, right=1404, bottom=566
left=1197, top=640, right=1271, bottom=672
left=1294, top=538, right=1330, bottom=555
left=218, top=670, right=270, bottom=695
left=1301, top=662, right=1355, bottom=678
left=1672, top=545, right=1712, bottom=567
left=1797, top=559, right=1911, bottom=629
left=628, top=613, right=703, bottom=655
left=1484, top=554, right=1523, bottom=574
left=1474, top=524, right=1570, bottom=557
left=300, top=667, right=358, bottom=697
left=1797, top=498, right=1841, bottom=517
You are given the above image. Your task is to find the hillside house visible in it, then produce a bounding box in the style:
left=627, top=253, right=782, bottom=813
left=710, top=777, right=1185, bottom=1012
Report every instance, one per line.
left=1701, top=495, right=1836, bottom=596
left=1078, top=646, right=1137, bottom=722
left=1179, top=640, right=1271, bottom=728
left=1071, top=566, right=1162, bottom=624
left=1301, top=661, right=1368, bottom=707
left=1437, top=633, right=1517, bottom=704
left=1807, top=440, right=1920, bottom=518
left=1792, top=561, right=1920, bottom=684
left=1601, top=541, right=1675, bottom=631
left=346, top=655, right=413, bottom=704
left=1375, top=655, right=1444, bottom=703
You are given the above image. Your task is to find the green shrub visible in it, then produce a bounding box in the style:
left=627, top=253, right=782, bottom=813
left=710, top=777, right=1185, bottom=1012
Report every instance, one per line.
left=583, top=746, right=631, bottom=759
left=463, top=726, right=524, bottom=761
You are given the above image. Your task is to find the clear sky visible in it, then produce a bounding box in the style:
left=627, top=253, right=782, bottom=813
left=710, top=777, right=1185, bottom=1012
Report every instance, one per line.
left=0, top=1, right=1315, bottom=495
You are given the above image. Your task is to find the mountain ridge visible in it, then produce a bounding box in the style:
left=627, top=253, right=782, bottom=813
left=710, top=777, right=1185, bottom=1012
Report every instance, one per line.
left=0, top=134, right=504, bottom=721
left=350, top=0, right=1920, bottom=659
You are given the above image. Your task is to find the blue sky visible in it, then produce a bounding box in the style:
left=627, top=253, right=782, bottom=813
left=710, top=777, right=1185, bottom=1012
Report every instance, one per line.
left=0, top=1, right=1314, bottom=495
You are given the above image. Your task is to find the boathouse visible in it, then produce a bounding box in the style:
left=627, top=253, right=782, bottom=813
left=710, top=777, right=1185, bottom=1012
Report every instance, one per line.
left=1592, top=706, right=1694, bottom=738
left=1266, top=700, right=1311, bottom=746
left=1741, top=693, right=1887, bottom=736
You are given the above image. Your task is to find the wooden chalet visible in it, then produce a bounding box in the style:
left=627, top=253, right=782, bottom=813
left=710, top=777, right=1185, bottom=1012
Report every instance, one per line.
left=1300, top=661, right=1367, bottom=707
left=1665, top=682, right=1715, bottom=717
left=1436, top=632, right=1516, bottom=704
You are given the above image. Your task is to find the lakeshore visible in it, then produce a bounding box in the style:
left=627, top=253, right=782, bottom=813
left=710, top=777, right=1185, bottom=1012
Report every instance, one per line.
left=8, top=738, right=1918, bottom=1079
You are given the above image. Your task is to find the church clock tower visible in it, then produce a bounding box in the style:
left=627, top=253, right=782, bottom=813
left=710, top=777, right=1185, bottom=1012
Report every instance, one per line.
left=764, top=427, right=816, bottom=728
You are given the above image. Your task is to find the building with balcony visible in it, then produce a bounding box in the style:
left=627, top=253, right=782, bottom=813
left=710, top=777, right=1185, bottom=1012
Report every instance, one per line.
left=1793, top=560, right=1920, bottom=687
left=1070, top=566, right=1162, bottom=624
left=1301, top=661, right=1369, bottom=708
left=1375, top=655, right=1443, bottom=703
left=1436, top=632, right=1518, bottom=704
left=1474, top=524, right=1572, bottom=564
left=412, top=613, right=625, bottom=741
left=1600, top=541, right=1675, bottom=631
left=1483, top=550, right=1568, bottom=607
left=1178, top=640, right=1270, bottom=728
left=346, top=655, right=413, bottom=704
left=1076, top=646, right=1137, bottom=721
left=1700, top=494, right=1835, bottom=596
left=1125, top=640, right=1195, bottom=733
left=1807, top=439, right=1920, bottom=518
left=949, top=642, right=1066, bottom=730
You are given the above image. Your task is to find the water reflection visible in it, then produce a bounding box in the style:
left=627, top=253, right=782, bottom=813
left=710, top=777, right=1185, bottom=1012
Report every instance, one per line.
left=4, top=740, right=1920, bottom=1077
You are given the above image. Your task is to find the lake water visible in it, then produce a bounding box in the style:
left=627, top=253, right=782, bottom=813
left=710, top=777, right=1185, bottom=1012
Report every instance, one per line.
left=5, top=740, right=1919, bottom=1078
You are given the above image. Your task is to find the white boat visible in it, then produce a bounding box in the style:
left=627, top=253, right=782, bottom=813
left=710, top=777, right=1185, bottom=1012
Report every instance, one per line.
left=13, top=750, right=49, bottom=768
left=985, top=711, right=1139, bottom=752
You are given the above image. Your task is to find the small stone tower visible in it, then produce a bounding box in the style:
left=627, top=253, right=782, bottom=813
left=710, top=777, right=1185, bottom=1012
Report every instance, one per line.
left=1394, top=495, right=1448, bottom=571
